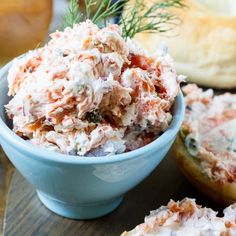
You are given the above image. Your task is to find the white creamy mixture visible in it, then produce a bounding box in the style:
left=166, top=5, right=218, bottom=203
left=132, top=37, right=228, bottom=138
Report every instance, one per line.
left=6, top=20, right=180, bottom=156
left=181, top=84, right=236, bottom=182
left=123, top=198, right=236, bottom=236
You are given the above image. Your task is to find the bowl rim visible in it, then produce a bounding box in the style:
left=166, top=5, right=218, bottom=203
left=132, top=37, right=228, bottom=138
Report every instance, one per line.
left=0, top=60, right=185, bottom=164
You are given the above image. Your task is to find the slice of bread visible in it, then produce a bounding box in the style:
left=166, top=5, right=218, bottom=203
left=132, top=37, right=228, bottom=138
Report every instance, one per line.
left=121, top=197, right=236, bottom=235
left=173, top=135, right=236, bottom=205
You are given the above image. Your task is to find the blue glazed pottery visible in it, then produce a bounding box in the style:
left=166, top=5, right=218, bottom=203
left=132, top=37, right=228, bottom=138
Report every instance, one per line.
left=0, top=61, right=185, bottom=219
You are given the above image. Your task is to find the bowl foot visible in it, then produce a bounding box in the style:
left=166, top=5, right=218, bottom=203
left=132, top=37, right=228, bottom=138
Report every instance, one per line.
left=37, top=191, right=123, bottom=220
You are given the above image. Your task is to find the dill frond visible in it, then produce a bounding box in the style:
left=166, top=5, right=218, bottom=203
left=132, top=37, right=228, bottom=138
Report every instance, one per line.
left=120, top=0, right=185, bottom=39
left=62, top=0, right=185, bottom=39
left=63, top=0, right=82, bottom=28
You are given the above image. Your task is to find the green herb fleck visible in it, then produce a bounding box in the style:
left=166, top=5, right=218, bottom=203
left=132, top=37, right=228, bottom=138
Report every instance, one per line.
left=226, top=137, right=236, bottom=152
left=185, top=135, right=199, bottom=157
left=85, top=110, right=102, bottom=123
left=78, top=84, right=87, bottom=92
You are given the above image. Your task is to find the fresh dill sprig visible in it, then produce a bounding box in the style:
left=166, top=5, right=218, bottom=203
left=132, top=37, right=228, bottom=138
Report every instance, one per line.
left=85, top=0, right=96, bottom=20
left=120, top=0, right=185, bottom=39
left=91, top=0, right=127, bottom=25
left=63, top=0, right=82, bottom=28
left=63, top=0, right=185, bottom=39
left=63, top=0, right=127, bottom=28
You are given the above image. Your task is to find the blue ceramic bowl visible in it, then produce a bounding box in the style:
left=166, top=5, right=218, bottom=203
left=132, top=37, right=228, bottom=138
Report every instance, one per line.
left=0, top=61, right=185, bottom=219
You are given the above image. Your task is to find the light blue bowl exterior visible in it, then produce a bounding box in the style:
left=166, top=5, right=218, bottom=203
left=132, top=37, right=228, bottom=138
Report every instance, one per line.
left=0, top=61, right=185, bottom=219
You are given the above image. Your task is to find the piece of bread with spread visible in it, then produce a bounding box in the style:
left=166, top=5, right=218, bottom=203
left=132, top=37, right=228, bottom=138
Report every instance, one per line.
left=173, top=84, right=236, bottom=204
left=121, top=198, right=236, bottom=235
left=129, top=0, right=236, bottom=89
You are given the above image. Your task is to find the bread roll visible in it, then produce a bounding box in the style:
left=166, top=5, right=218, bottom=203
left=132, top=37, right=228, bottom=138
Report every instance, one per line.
left=130, top=0, right=236, bottom=89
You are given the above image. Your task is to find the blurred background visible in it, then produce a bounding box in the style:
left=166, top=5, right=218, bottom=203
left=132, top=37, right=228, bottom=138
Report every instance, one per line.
left=0, top=0, right=235, bottom=88
left=0, top=0, right=68, bottom=65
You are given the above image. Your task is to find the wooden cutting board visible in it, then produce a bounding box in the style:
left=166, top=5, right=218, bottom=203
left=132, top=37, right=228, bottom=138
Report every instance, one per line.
left=3, top=151, right=222, bottom=236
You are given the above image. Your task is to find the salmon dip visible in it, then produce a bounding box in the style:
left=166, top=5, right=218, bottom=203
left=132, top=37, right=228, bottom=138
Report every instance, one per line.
left=181, top=84, right=236, bottom=182
left=122, top=198, right=236, bottom=236
left=5, top=20, right=181, bottom=156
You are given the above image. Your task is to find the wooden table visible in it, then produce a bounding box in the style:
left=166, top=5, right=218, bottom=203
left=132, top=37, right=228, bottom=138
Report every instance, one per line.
left=0, top=146, right=223, bottom=236
left=0, top=147, right=14, bottom=236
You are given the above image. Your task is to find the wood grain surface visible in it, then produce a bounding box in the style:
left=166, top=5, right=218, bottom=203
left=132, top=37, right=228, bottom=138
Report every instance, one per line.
left=0, top=148, right=14, bottom=236
left=3, top=150, right=223, bottom=236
